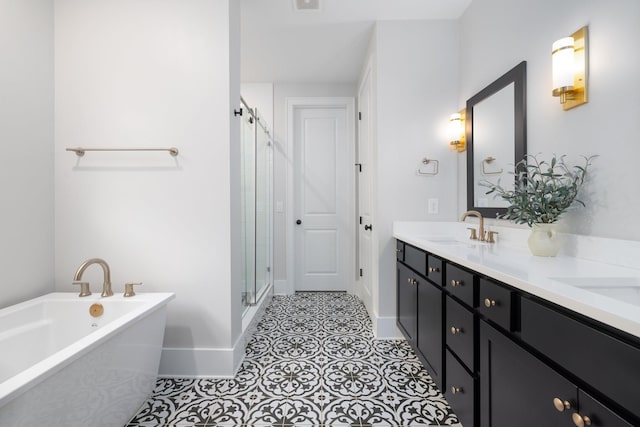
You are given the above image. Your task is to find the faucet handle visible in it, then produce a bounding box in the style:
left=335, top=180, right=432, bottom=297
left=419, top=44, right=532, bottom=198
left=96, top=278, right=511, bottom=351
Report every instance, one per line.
left=73, top=281, right=91, bottom=297
left=124, top=282, right=142, bottom=297
left=466, top=227, right=478, bottom=240
left=487, top=231, right=499, bottom=243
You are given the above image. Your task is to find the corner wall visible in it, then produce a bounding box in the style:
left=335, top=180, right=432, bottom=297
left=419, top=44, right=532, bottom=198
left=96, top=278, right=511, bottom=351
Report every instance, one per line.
left=368, top=20, right=461, bottom=336
left=0, top=0, right=54, bottom=309
left=458, top=0, right=640, bottom=240
left=54, top=0, right=243, bottom=377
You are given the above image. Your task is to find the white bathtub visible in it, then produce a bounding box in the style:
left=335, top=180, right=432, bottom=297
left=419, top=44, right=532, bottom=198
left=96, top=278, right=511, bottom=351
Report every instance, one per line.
left=0, top=292, right=174, bottom=426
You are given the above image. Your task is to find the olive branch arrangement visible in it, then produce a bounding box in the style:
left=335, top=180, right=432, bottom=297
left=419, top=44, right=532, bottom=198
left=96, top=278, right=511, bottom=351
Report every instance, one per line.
left=483, top=154, right=596, bottom=226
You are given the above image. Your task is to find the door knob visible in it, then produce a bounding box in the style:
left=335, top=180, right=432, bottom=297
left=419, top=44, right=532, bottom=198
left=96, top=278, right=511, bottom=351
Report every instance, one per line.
left=364, top=224, right=372, bottom=231
left=296, top=219, right=302, bottom=225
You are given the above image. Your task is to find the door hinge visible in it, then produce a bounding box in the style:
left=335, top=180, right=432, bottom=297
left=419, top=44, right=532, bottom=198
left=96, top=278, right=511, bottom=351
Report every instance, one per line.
left=359, top=268, right=363, bottom=277
left=358, top=112, right=362, bottom=121
left=355, top=163, right=362, bottom=172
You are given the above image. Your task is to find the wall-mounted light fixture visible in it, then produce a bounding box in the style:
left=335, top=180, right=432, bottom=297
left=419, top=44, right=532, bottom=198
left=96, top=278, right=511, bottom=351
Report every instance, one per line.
left=552, top=26, right=588, bottom=110
left=449, top=110, right=466, bottom=152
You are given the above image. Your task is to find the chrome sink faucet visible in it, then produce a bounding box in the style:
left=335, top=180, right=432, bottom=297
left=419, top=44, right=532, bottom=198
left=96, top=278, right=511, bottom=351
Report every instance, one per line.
left=461, top=210, right=486, bottom=242
left=72, top=258, right=113, bottom=297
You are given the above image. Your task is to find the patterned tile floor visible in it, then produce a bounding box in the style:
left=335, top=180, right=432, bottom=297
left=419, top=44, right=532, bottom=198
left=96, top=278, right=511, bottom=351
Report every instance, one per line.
left=126, top=292, right=460, bottom=427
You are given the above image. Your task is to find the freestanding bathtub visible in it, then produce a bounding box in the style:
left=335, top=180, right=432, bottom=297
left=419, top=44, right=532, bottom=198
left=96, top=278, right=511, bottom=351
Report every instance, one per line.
left=0, top=292, right=174, bottom=426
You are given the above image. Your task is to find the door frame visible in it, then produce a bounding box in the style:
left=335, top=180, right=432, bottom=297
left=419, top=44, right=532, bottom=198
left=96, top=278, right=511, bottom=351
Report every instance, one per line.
left=285, top=97, right=356, bottom=295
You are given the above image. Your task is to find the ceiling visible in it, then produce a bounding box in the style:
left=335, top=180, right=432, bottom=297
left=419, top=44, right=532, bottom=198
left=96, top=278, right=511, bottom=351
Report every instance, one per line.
left=240, top=0, right=472, bottom=83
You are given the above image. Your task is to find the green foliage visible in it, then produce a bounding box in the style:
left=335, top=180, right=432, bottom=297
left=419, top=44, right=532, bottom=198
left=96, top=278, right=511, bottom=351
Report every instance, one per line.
left=483, top=154, right=596, bottom=226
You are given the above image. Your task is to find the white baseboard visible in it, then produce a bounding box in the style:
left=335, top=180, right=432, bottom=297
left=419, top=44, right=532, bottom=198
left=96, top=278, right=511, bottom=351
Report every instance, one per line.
left=158, top=346, right=241, bottom=378
left=372, top=314, right=403, bottom=339
left=159, top=285, right=273, bottom=378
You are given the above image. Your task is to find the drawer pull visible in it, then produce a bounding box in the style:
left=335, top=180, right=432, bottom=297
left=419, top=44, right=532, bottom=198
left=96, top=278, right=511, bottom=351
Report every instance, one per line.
left=484, top=298, right=497, bottom=308
left=572, top=413, right=592, bottom=427
left=450, top=326, right=463, bottom=335
left=450, top=386, right=463, bottom=394
left=450, top=279, right=463, bottom=287
left=552, top=397, right=571, bottom=412
left=428, top=266, right=440, bottom=273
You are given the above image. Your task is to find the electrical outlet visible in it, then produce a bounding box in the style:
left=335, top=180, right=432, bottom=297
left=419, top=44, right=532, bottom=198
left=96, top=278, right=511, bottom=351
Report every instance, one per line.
left=428, top=198, right=439, bottom=214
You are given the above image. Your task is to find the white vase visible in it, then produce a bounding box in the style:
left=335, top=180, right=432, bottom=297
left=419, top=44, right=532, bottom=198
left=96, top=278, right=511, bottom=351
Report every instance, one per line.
left=527, top=223, right=561, bottom=257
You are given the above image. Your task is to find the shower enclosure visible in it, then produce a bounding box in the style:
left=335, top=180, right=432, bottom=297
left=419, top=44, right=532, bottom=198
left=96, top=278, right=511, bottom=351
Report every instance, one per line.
left=240, top=97, right=273, bottom=310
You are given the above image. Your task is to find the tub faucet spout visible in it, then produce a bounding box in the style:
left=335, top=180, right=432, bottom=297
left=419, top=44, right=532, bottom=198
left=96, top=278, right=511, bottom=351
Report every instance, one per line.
left=73, top=258, right=113, bottom=297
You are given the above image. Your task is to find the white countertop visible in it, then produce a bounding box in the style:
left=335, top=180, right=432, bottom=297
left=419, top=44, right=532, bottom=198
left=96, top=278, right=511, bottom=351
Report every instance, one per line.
left=393, top=221, right=640, bottom=339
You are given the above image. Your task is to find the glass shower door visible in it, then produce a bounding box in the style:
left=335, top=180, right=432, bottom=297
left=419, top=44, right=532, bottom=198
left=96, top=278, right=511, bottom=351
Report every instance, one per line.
left=254, top=110, right=272, bottom=300
left=241, top=108, right=256, bottom=307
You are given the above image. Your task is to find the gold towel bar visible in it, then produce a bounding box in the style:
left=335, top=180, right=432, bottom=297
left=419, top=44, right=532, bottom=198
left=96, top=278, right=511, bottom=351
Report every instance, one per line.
left=66, top=147, right=179, bottom=157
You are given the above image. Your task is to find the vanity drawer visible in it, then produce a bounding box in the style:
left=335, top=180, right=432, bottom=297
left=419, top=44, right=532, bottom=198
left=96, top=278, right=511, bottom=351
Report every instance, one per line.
left=404, top=244, right=426, bottom=276
left=446, top=349, right=475, bottom=427
left=396, top=240, right=404, bottom=262
left=446, top=296, right=475, bottom=371
left=446, top=263, right=475, bottom=307
left=426, top=255, right=443, bottom=287
left=478, top=278, right=513, bottom=331
left=521, top=297, right=640, bottom=420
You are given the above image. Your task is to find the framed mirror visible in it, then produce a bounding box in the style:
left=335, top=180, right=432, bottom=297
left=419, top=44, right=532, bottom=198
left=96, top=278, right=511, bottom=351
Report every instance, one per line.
left=466, top=61, right=527, bottom=218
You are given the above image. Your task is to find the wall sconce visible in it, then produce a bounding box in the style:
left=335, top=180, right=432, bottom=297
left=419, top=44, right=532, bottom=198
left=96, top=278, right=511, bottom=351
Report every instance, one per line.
left=552, top=26, right=588, bottom=110
left=448, top=110, right=466, bottom=152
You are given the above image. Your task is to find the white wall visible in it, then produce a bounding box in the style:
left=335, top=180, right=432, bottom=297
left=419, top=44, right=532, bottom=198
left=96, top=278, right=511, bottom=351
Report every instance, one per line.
left=372, top=20, right=460, bottom=335
left=54, top=0, right=243, bottom=377
left=458, top=0, right=640, bottom=240
left=271, top=83, right=356, bottom=291
left=0, top=0, right=54, bottom=308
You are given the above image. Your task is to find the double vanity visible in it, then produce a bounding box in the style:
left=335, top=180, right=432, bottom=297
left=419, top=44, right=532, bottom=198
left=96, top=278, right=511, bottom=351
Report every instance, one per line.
left=394, top=221, right=640, bottom=427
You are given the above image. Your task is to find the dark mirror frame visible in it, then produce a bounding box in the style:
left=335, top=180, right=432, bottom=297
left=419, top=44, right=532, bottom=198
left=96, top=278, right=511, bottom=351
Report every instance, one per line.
left=466, top=60, right=527, bottom=218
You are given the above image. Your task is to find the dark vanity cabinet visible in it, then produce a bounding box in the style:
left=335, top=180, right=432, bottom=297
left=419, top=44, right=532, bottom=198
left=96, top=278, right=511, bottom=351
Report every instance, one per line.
left=395, top=239, right=640, bottom=427
left=444, top=264, right=478, bottom=427
left=397, top=263, right=417, bottom=345
left=480, top=321, right=576, bottom=427
left=396, top=242, right=444, bottom=389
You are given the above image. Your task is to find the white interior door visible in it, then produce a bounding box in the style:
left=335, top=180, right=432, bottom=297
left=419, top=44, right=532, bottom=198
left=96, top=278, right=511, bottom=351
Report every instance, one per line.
left=357, top=68, right=374, bottom=301
left=293, top=105, right=351, bottom=291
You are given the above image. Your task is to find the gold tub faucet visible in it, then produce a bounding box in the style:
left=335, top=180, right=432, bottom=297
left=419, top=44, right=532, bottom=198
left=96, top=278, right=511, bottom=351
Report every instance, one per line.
left=73, top=258, right=113, bottom=297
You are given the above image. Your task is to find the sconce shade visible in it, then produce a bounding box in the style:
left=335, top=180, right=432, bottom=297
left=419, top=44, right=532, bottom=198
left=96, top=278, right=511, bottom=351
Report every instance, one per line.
left=448, top=111, right=466, bottom=152
left=551, top=26, right=588, bottom=110
left=552, top=37, right=575, bottom=96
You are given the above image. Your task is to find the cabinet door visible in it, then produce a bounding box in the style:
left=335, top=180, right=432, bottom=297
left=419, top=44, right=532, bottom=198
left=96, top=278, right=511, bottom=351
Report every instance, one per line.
left=576, top=390, right=634, bottom=427
left=480, top=322, right=576, bottom=427
left=397, top=262, right=417, bottom=344
left=417, top=277, right=443, bottom=388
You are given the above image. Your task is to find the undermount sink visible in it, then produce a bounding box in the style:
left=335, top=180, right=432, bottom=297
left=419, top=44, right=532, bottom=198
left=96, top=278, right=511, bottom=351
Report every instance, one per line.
left=415, top=236, right=482, bottom=246
left=416, top=236, right=464, bottom=245
left=550, top=277, right=640, bottom=306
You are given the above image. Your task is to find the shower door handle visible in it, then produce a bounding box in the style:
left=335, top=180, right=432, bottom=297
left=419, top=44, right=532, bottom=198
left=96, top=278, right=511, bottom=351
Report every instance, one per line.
left=296, top=219, right=302, bottom=225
